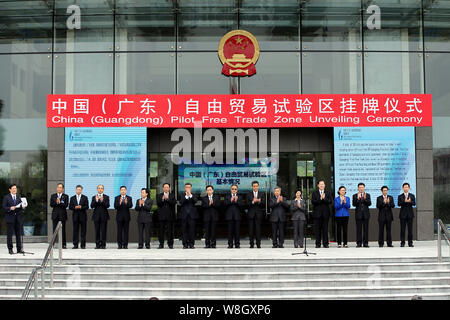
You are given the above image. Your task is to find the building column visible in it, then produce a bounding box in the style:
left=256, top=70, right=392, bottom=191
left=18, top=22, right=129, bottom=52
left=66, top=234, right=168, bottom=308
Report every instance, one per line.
left=47, top=127, right=65, bottom=242
left=415, top=126, right=434, bottom=240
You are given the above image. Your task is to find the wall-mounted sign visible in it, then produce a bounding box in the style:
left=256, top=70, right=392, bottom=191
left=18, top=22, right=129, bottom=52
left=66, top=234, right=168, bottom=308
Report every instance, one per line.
left=47, top=94, right=432, bottom=128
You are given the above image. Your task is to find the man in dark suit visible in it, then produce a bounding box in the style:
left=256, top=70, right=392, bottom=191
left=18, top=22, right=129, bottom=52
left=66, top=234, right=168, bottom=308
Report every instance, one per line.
left=50, top=183, right=69, bottom=249
left=179, top=182, right=198, bottom=249
left=224, top=184, right=243, bottom=249
left=91, top=184, right=110, bottom=249
left=311, top=180, right=332, bottom=248
left=136, top=188, right=153, bottom=249
left=2, top=184, right=24, bottom=254
left=269, top=186, right=289, bottom=248
left=376, top=186, right=395, bottom=248
left=156, top=183, right=176, bottom=249
left=246, top=181, right=266, bottom=248
left=201, top=185, right=221, bottom=248
left=69, top=185, right=89, bottom=249
left=352, top=182, right=372, bottom=248
left=114, top=186, right=133, bottom=249
left=398, top=182, right=416, bottom=247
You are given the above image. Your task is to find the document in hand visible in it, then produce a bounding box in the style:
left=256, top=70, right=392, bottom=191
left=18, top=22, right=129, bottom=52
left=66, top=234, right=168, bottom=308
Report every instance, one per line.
left=16, top=197, right=28, bottom=208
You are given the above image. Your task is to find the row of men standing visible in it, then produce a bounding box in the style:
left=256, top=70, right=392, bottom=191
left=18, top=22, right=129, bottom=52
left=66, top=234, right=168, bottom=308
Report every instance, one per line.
left=50, top=183, right=167, bottom=249
left=312, top=180, right=416, bottom=248
left=48, top=180, right=416, bottom=249
left=48, top=181, right=291, bottom=249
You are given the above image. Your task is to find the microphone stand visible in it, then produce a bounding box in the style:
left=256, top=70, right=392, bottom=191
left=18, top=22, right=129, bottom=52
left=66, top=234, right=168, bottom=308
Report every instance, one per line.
left=18, top=203, right=34, bottom=256
left=292, top=195, right=316, bottom=256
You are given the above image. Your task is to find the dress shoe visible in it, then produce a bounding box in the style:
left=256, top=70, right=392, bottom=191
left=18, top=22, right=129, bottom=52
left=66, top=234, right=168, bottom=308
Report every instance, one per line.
left=62, top=245, right=67, bottom=249
left=158, top=244, right=164, bottom=249
left=146, top=245, right=150, bottom=249
left=101, top=246, right=106, bottom=249
left=379, top=245, right=384, bottom=248
left=189, top=245, right=195, bottom=249
left=294, top=245, right=299, bottom=248
left=205, top=244, right=211, bottom=248
left=387, top=244, right=394, bottom=247
left=250, top=244, right=254, bottom=248
left=356, top=244, right=362, bottom=248
left=8, top=249, right=14, bottom=255
left=95, top=246, right=100, bottom=249
left=401, top=243, right=405, bottom=247
left=72, top=246, right=78, bottom=249
left=315, top=245, right=321, bottom=248
left=235, top=245, right=240, bottom=249
left=211, top=245, right=216, bottom=248
left=408, top=244, right=414, bottom=247
left=272, top=245, right=278, bottom=248
left=183, top=246, right=188, bottom=249
left=138, top=246, right=143, bottom=249
left=228, top=245, right=233, bottom=249
left=168, top=245, right=174, bottom=249
left=299, top=245, right=304, bottom=248
left=363, top=245, right=369, bottom=248
left=81, top=246, right=86, bottom=249
left=256, top=244, right=261, bottom=248
left=17, top=250, right=25, bottom=254
left=123, top=245, right=128, bottom=249
left=323, top=244, right=329, bottom=248
left=118, top=245, right=122, bottom=249
left=278, top=245, right=284, bottom=248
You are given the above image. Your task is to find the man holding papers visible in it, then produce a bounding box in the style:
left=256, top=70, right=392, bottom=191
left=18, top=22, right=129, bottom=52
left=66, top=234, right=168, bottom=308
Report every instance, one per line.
left=2, top=184, right=26, bottom=254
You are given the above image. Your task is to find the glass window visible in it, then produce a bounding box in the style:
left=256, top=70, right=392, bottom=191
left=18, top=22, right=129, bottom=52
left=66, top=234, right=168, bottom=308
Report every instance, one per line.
left=426, top=53, right=450, bottom=117
left=0, top=150, right=48, bottom=236
left=302, top=52, right=362, bottom=94
left=177, top=0, right=237, bottom=51
left=54, top=14, right=114, bottom=52
left=426, top=52, right=450, bottom=223
left=0, top=54, right=51, bottom=118
left=240, top=52, right=300, bottom=94
left=0, top=15, right=52, bottom=53
left=301, top=0, right=362, bottom=51
left=239, top=0, right=300, bottom=51
left=177, top=52, right=231, bottom=94
left=0, top=0, right=54, bottom=16
left=364, top=52, right=424, bottom=94
left=55, top=0, right=114, bottom=15
left=363, top=0, right=422, bottom=51
left=423, top=0, right=450, bottom=51
left=115, top=0, right=173, bottom=14
left=115, top=52, right=175, bottom=94
left=115, top=14, right=175, bottom=51
left=53, top=53, right=113, bottom=94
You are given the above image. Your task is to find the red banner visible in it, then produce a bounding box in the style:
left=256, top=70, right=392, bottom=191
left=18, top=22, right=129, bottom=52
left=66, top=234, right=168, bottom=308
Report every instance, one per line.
left=47, top=94, right=432, bottom=128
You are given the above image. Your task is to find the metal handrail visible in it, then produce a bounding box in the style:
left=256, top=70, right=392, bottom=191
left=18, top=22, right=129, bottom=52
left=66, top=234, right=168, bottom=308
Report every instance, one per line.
left=437, top=219, right=450, bottom=263
left=21, top=221, right=63, bottom=300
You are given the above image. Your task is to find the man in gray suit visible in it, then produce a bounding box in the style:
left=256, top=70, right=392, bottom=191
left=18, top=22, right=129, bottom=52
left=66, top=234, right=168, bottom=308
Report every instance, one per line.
left=291, top=190, right=306, bottom=248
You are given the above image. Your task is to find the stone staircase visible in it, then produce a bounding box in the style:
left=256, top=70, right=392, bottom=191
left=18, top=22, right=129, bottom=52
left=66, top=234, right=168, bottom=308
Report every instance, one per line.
left=0, top=256, right=449, bottom=300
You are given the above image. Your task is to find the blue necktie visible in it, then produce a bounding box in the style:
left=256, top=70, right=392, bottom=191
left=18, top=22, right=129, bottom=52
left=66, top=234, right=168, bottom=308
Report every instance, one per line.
left=13, top=196, right=16, bottom=205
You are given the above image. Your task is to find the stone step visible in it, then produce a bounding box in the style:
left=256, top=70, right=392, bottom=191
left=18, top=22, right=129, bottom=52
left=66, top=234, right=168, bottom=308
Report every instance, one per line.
left=2, top=277, right=449, bottom=288
left=0, top=256, right=441, bottom=266
left=0, top=262, right=447, bottom=273
left=2, top=284, right=450, bottom=296
left=2, top=269, right=449, bottom=280
left=5, top=292, right=450, bottom=300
